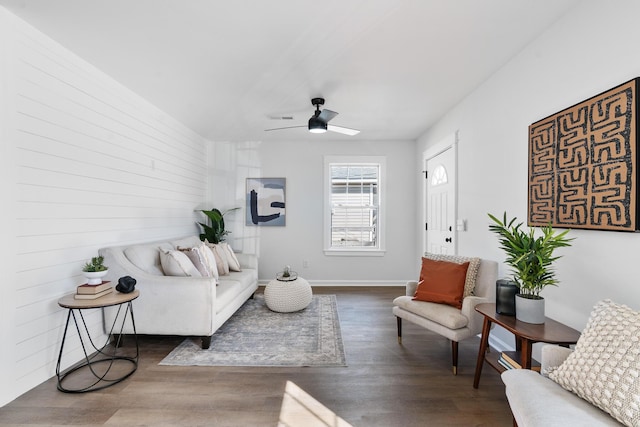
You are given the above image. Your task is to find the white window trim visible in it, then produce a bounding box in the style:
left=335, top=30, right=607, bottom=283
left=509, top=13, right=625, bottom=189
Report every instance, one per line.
left=323, top=155, right=386, bottom=256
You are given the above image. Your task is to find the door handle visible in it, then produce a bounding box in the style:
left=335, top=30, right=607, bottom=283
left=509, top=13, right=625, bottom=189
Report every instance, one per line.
left=445, top=237, right=452, bottom=243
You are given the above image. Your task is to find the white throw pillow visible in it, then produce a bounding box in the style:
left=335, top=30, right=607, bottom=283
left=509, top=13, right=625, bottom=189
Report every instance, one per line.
left=178, top=245, right=216, bottom=278
left=205, top=241, right=230, bottom=276
left=220, top=242, right=241, bottom=272
left=548, top=299, right=640, bottom=427
left=199, top=243, right=219, bottom=281
left=124, top=244, right=165, bottom=275
left=160, top=250, right=202, bottom=277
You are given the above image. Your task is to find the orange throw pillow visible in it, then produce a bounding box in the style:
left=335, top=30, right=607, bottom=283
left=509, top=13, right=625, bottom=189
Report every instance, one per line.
left=414, top=258, right=469, bottom=309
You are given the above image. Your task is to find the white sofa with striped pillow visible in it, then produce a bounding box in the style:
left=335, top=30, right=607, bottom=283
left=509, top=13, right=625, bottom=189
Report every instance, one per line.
left=99, top=236, right=258, bottom=349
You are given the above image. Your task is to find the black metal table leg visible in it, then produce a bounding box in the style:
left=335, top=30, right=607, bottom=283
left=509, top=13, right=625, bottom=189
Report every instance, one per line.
left=56, top=291, right=139, bottom=393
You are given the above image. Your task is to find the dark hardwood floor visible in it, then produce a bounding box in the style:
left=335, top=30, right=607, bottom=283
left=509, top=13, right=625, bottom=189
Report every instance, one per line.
left=0, top=287, right=512, bottom=426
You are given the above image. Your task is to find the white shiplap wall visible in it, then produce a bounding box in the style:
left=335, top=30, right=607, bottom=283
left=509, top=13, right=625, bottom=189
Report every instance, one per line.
left=0, top=8, right=208, bottom=406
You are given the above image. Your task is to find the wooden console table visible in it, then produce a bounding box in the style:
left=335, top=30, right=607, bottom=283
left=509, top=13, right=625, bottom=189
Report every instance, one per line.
left=473, top=302, right=580, bottom=388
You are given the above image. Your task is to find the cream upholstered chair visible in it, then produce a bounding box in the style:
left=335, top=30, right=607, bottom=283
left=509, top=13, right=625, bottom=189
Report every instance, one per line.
left=392, top=256, right=498, bottom=374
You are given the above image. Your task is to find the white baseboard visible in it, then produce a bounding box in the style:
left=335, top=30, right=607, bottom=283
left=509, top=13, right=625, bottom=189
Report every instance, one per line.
left=258, top=279, right=407, bottom=287
left=487, top=332, right=514, bottom=353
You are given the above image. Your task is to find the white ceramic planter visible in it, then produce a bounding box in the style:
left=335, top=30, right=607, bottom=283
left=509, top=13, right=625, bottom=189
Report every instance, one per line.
left=84, top=270, right=108, bottom=285
left=515, top=294, right=545, bottom=324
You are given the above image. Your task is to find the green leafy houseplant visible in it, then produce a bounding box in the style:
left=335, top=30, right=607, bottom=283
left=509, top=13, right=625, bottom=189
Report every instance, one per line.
left=82, top=256, right=108, bottom=272
left=198, top=207, right=240, bottom=244
left=488, top=212, right=573, bottom=299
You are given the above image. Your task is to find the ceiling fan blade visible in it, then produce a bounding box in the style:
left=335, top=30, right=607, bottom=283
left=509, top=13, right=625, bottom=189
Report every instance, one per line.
left=264, top=125, right=306, bottom=132
left=328, top=124, right=360, bottom=136
left=267, top=115, right=295, bottom=120
left=317, top=109, right=338, bottom=123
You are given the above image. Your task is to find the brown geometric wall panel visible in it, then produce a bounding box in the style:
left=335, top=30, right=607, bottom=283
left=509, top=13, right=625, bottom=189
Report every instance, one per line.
left=528, top=78, right=639, bottom=231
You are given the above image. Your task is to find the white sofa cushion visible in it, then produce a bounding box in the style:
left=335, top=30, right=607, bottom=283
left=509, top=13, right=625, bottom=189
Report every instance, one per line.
left=124, top=243, right=171, bottom=275
left=503, top=369, right=618, bottom=426
left=220, top=242, right=241, bottom=272
left=548, top=299, right=640, bottom=427
left=206, top=242, right=230, bottom=275
left=199, top=244, right=220, bottom=281
left=216, top=270, right=258, bottom=314
left=173, top=240, right=220, bottom=281
left=178, top=244, right=217, bottom=279
left=160, top=249, right=202, bottom=277
left=392, top=295, right=468, bottom=329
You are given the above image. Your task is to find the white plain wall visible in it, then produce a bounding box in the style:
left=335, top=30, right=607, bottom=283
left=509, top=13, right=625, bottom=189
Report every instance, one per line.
left=417, top=0, right=640, bottom=338
left=213, top=139, right=418, bottom=284
left=0, top=9, right=207, bottom=406
left=206, top=140, right=262, bottom=256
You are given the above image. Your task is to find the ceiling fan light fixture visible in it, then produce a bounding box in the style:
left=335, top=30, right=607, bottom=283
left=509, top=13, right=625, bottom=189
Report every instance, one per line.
left=308, top=117, right=327, bottom=133
left=265, top=97, right=360, bottom=135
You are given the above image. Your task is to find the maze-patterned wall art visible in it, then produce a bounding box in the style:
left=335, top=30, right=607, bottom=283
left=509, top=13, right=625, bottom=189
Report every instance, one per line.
left=528, top=78, right=639, bottom=231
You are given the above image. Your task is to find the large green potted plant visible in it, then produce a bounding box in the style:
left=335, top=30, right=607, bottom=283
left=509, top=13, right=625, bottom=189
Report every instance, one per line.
left=198, top=207, right=240, bottom=244
left=488, top=212, right=573, bottom=323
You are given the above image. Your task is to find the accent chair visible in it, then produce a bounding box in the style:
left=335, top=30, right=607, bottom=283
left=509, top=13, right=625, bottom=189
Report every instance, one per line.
left=392, top=255, right=498, bottom=374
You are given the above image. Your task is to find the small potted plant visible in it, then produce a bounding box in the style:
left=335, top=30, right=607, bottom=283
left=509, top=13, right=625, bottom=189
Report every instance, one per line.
left=198, top=207, right=240, bottom=244
left=82, top=255, right=109, bottom=285
left=276, top=265, right=297, bottom=281
left=488, top=212, right=573, bottom=323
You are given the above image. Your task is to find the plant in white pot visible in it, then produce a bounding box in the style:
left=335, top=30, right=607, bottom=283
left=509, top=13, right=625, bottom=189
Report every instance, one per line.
left=488, top=212, right=573, bottom=324
left=82, top=255, right=108, bottom=285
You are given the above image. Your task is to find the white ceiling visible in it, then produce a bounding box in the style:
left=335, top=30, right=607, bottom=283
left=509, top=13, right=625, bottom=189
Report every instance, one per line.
left=0, top=0, right=581, bottom=142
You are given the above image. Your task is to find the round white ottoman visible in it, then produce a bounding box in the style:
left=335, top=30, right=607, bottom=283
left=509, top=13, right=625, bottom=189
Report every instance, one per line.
left=264, top=277, right=313, bottom=313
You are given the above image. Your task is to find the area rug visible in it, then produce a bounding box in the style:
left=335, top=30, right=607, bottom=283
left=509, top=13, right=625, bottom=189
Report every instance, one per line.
left=159, top=294, right=346, bottom=367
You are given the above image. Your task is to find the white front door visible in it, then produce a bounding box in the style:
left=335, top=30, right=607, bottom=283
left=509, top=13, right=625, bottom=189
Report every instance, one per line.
left=424, top=142, right=457, bottom=255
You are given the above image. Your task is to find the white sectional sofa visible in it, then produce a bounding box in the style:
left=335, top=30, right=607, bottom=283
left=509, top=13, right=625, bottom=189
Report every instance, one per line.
left=99, top=236, right=258, bottom=349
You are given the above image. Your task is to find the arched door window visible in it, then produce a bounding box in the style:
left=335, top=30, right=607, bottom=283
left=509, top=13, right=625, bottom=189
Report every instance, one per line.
left=431, top=164, right=448, bottom=186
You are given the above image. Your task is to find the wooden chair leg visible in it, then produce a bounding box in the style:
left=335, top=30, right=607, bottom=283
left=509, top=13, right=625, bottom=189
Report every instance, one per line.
left=452, top=340, right=459, bottom=375
left=396, top=316, right=402, bottom=344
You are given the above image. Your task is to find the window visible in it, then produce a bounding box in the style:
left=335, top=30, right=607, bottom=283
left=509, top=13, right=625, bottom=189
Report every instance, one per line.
left=324, top=156, right=385, bottom=255
left=431, top=164, right=448, bottom=186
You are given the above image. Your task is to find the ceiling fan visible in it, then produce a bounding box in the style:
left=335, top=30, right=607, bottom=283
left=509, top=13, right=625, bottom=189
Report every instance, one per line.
left=265, top=98, right=360, bottom=136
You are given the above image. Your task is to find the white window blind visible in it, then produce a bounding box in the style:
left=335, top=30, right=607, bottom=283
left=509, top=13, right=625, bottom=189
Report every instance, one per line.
left=327, top=162, right=382, bottom=251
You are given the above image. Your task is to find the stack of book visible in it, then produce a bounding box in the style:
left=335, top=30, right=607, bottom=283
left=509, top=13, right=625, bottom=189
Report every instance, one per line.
left=74, top=281, right=113, bottom=300
left=498, top=351, right=541, bottom=372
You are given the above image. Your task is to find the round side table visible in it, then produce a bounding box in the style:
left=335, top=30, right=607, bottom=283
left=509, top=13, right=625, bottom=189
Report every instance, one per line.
left=264, top=277, right=312, bottom=313
left=56, top=290, right=139, bottom=393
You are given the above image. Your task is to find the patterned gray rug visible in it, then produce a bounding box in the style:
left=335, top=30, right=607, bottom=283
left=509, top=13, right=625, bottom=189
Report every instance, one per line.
left=159, top=294, right=346, bottom=367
